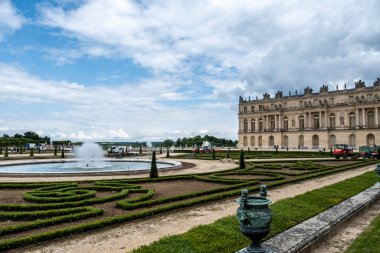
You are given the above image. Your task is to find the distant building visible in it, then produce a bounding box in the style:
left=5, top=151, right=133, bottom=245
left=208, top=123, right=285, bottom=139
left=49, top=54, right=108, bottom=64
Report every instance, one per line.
left=238, top=79, right=380, bottom=149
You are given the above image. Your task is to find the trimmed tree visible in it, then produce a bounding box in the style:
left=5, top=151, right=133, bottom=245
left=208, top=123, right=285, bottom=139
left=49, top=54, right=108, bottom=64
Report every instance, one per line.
left=275, top=145, right=278, bottom=154
left=239, top=149, right=245, bottom=169
left=330, top=147, right=333, bottom=157
left=227, top=148, right=230, bottom=158
left=248, top=147, right=250, bottom=153
left=4, top=147, right=8, bottom=158
left=0, top=147, right=2, bottom=155
left=30, top=148, right=34, bottom=157
left=54, top=146, right=58, bottom=156
left=160, top=147, right=163, bottom=154
left=166, top=148, right=170, bottom=158
left=150, top=151, right=158, bottom=178
left=139, top=146, right=142, bottom=154
left=212, top=149, right=216, bottom=160
left=61, top=148, right=65, bottom=158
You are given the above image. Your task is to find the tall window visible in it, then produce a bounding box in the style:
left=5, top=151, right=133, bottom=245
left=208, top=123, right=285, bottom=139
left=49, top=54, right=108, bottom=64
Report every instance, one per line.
left=251, top=106, right=255, bottom=112
left=250, top=136, right=255, bottom=146
left=367, top=111, right=375, bottom=128
left=299, top=116, right=305, bottom=130
left=243, top=136, right=248, bottom=146
left=283, top=116, right=288, bottom=130
left=244, top=107, right=247, bottom=113
left=283, top=135, right=288, bottom=147
left=330, top=135, right=336, bottom=147
left=270, top=117, right=275, bottom=130
left=329, top=113, right=336, bottom=128
left=298, top=135, right=304, bottom=148
left=313, top=114, right=320, bottom=129
left=349, top=112, right=356, bottom=128
left=312, top=135, right=319, bottom=148
left=258, top=136, right=262, bottom=147
left=269, top=136, right=274, bottom=147
left=243, top=119, right=248, bottom=132
left=367, top=134, right=375, bottom=145
left=349, top=134, right=356, bottom=147
left=251, top=120, right=255, bottom=132
left=340, top=117, right=344, bottom=126
left=259, top=118, right=263, bottom=131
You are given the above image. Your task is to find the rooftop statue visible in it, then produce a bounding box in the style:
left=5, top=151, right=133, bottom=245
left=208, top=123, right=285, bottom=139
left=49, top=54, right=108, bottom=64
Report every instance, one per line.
left=374, top=77, right=380, bottom=87
left=355, top=80, right=366, bottom=89
left=275, top=91, right=283, bottom=99
left=319, top=85, right=328, bottom=93
left=263, top=92, right=270, bottom=99
left=304, top=86, right=313, bottom=95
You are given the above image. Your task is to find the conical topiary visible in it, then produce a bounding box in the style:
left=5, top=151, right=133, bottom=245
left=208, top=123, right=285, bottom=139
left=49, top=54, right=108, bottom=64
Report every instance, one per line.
left=212, top=149, right=216, bottom=159
left=150, top=151, right=158, bottom=178
left=239, top=150, right=245, bottom=169
left=30, top=148, right=34, bottom=157
left=139, top=146, right=142, bottom=154
left=4, top=147, right=8, bottom=158
left=54, top=146, right=58, bottom=156
left=61, top=148, right=65, bottom=158
left=166, top=148, right=170, bottom=158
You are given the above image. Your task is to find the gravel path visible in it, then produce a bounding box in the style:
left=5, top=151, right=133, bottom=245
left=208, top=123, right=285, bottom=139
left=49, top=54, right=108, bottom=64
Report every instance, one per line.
left=19, top=163, right=376, bottom=253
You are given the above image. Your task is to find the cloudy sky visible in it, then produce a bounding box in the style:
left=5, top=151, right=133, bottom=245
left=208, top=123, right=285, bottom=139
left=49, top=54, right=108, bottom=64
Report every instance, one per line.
left=0, top=0, right=379, bottom=141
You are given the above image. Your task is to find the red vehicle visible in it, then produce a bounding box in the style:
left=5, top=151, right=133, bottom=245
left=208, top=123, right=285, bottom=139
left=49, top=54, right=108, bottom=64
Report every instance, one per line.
left=333, top=144, right=354, bottom=159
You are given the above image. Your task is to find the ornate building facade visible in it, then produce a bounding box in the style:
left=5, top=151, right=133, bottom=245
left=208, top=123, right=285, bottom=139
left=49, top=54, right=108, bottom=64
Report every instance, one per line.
left=238, top=79, right=380, bottom=149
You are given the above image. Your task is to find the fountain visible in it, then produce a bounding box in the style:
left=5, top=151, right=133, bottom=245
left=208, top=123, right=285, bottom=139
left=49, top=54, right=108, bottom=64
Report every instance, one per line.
left=0, top=142, right=181, bottom=174
left=75, top=142, right=106, bottom=168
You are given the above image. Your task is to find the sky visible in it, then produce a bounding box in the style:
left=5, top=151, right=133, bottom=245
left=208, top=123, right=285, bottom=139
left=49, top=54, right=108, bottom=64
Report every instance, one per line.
left=0, top=0, right=379, bottom=142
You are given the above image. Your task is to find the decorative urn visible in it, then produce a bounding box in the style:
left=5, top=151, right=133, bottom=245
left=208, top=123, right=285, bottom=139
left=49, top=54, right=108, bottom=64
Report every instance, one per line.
left=236, top=186, right=273, bottom=253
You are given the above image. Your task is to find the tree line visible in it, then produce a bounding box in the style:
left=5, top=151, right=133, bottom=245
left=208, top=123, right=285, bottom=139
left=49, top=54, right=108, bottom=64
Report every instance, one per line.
left=161, top=135, right=237, bottom=148
left=0, top=132, right=50, bottom=147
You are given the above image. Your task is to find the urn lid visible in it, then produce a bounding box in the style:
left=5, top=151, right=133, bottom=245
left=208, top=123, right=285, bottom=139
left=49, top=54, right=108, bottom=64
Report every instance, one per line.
left=236, top=196, right=272, bottom=206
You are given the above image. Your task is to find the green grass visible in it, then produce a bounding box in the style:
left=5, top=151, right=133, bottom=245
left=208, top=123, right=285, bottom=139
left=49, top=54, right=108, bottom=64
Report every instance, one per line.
left=133, top=171, right=378, bottom=253
left=345, top=212, right=380, bottom=253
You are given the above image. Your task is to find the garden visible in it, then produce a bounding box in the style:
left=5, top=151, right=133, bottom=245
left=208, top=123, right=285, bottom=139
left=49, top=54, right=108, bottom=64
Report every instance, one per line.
left=0, top=158, right=377, bottom=251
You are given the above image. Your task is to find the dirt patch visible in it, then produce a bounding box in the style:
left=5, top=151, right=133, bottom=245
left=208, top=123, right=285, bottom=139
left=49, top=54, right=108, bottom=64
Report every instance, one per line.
left=139, top=180, right=227, bottom=199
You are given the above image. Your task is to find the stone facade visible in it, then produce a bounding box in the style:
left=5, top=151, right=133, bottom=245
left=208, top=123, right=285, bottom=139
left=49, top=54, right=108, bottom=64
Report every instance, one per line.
left=238, top=79, right=380, bottom=149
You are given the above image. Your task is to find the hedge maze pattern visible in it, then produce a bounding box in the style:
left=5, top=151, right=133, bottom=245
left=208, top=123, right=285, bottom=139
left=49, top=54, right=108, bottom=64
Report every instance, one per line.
left=0, top=159, right=375, bottom=251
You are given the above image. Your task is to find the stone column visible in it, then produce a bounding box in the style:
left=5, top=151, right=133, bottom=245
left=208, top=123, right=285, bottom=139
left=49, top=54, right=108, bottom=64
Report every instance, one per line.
left=375, top=107, right=379, bottom=127
left=325, top=111, right=328, bottom=128
left=279, top=114, right=282, bottom=130
left=356, top=109, right=360, bottom=128
left=362, top=109, right=366, bottom=128
left=337, top=111, right=340, bottom=128
left=344, top=111, right=348, bottom=128
left=295, top=113, right=299, bottom=129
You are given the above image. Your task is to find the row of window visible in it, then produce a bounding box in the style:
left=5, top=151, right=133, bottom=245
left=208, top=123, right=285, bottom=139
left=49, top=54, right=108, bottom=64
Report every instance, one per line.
left=242, top=134, right=376, bottom=147
left=241, top=94, right=378, bottom=113
left=242, top=111, right=377, bottom=132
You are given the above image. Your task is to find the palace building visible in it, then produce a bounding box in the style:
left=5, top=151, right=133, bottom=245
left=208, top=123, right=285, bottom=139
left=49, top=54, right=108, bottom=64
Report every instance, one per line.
left=238, top=79, right=380, bottom=149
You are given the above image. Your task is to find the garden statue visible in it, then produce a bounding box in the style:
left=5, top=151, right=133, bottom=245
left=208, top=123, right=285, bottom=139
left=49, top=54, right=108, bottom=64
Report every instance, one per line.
left=236, top=186, right=273, bottom=253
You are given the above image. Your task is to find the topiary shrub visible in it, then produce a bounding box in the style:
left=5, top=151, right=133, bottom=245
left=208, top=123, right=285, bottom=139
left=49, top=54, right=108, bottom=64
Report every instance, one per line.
left=4, top=147, right=8, bottom=158
left=30, top=148, right=34, bottom=157
left=166, top=148, right=170, bottom=158
left=61, top=148, right=65, bottom=158
left=239, top=150, right=245, bottom=169
left=54, top=146, right=58, bottom=156
left=150, top=151, right=158, bottom=178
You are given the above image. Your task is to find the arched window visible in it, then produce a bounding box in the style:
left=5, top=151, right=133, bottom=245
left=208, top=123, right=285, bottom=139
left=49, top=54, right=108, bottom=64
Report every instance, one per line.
left=250, top=136, right=255, bottom=146
left=259, top=118, right=263, bottom=131
left=270, top=117, right=275, bottom=130
left=329, top=113, right=336, bottom=128
left=313, top=114, right=320, bottom=129
left=367, top=134, right=375, bottom=145
left=312, top=135, right=319, bottom=148
left=349, top=112, right=356, bottom=128
left=243, top=119, right=248, bottom=132
left=349, top=134, right=356, bottom=147
left=299, top=115, right=305, bottom=130
left=340, top=117, right=344, bottom=126
left=258, top=136, right=262, bottom=147
left=283, top=116, right=288, bottom=130
left=367, top=111, right=375, bottom=128
left=298, top=135, right=304, bottom=148
left=283, top=135, right=288, bottom=147
left=269, top=136, right=274, bottom=147
left=330, top=135, right=336, bottom=148
left=243, top=136, right=248, bottom=146
left=251, top=119, right=255, bottom=132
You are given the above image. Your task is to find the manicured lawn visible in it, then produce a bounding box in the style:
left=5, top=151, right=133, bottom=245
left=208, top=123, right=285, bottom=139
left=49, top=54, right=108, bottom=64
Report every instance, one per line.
left=133, top=171, right=378, bottom=253
left=345, top=212, right=380, bottom=253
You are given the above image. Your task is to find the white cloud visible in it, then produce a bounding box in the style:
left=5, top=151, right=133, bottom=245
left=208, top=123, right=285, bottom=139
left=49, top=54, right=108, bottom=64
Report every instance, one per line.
left=37, top=0, right=380, bottom=98
left=0, top=63, right=237, bottom=141
left=0, top=0, right=24, bottom=40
